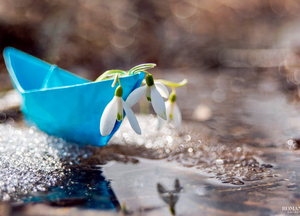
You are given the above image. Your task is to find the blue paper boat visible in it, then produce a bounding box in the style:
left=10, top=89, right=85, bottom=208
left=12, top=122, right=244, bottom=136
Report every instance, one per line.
left=3, top=47, right=144, bottom=146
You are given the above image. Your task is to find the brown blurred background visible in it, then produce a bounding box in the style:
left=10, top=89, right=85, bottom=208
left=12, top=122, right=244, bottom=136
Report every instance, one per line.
left=0, top=0, right=300, bottom=87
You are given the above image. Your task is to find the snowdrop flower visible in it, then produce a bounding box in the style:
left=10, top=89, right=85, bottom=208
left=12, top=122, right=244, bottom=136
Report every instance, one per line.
left=126, top=74, right=169, bottom=120
left=157, top=92, right=182, bottom=129
left=100, top=86, right=141, bottom=136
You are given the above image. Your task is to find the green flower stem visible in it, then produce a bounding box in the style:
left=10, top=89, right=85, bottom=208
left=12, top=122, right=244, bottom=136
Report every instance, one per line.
left=171, top=86, right=176, bottom=93
left=111, top=74, right=121, bottom=87
left=95, top=63, right=156, bottom=81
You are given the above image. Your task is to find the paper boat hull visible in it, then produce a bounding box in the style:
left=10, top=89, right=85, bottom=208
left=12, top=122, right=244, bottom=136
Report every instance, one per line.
left=3, top=47, right=144, bottom=146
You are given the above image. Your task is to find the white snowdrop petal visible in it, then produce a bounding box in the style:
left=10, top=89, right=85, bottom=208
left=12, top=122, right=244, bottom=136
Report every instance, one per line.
left=157, top=101, right=170, bottom=130
left=151, top=86, right=167, bottom=120
left=116, top=97, right=123, bottom=121
left=146, top=86, right=151, bottom=101
left=122, top=100, right=141, bottom=134
left=173, top=103, right=182, bottom=129
left=157, top=115, right=166, bottom=130
left=126, top=85, right=147, bottom=107
left=155, top=82, right=169, bottom=98
left=165, top=100, right=171, bottom=119
left=100, top=97, right=118, bottom=136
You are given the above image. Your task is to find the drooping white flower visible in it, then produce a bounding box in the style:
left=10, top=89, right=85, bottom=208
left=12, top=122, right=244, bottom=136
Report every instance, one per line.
left=126, top=74, right=169, bottom=120
left=157, top=92, right=182, bottom=130
left=100, top=86, right=141, bottom=136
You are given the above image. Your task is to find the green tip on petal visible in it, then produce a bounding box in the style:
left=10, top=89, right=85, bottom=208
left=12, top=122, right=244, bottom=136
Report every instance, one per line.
left=147, top=96, right=152, bottom=102
left=117, top=112, right=123, bottom=121
left=169, top=92, right=176, bottom=102
left=145, top=74, right=154, bottom=86
left=115, top=86, right=123, bottom=97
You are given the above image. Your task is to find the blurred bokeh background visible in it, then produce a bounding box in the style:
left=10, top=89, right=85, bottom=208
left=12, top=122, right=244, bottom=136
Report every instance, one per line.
left=3, top=2, right=300, bottom=212
left=1, top=0, right=300, bottom=88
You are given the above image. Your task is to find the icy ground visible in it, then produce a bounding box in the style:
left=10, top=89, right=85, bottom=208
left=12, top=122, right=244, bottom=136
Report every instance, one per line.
left=0, top=114, right=275, bottom=202
left=0, top=124, right=92, bottom=201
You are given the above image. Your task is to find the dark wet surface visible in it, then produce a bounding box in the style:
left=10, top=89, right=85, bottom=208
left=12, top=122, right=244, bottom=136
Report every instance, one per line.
left=1, top=68, right=300, bottom=215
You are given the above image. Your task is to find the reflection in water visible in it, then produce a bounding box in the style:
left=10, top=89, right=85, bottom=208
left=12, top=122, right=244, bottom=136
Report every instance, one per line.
left=157, top=179, right=182, bottom=215
left=22, top=168, right=120, bottom=211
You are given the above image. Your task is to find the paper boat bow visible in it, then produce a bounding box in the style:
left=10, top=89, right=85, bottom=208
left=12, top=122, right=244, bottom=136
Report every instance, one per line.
left=3, top=47, right=144, bottom=146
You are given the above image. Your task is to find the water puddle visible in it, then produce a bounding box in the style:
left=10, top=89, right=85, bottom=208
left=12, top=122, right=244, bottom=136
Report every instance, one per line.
left=1, top=69, right=300, bottom=215
left=0, top=113, right=283, bottom=215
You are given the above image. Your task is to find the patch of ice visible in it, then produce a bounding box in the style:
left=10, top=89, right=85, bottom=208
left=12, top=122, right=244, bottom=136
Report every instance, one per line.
left=0, top=124, right=91, bottom=201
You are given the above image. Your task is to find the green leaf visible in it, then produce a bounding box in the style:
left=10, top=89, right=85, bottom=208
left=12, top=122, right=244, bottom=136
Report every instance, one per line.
left=129, top=63, right=156, bottom=75
left=95, top=70, right=126, bottom=82
left=155, top=79, right=188, bottom=87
